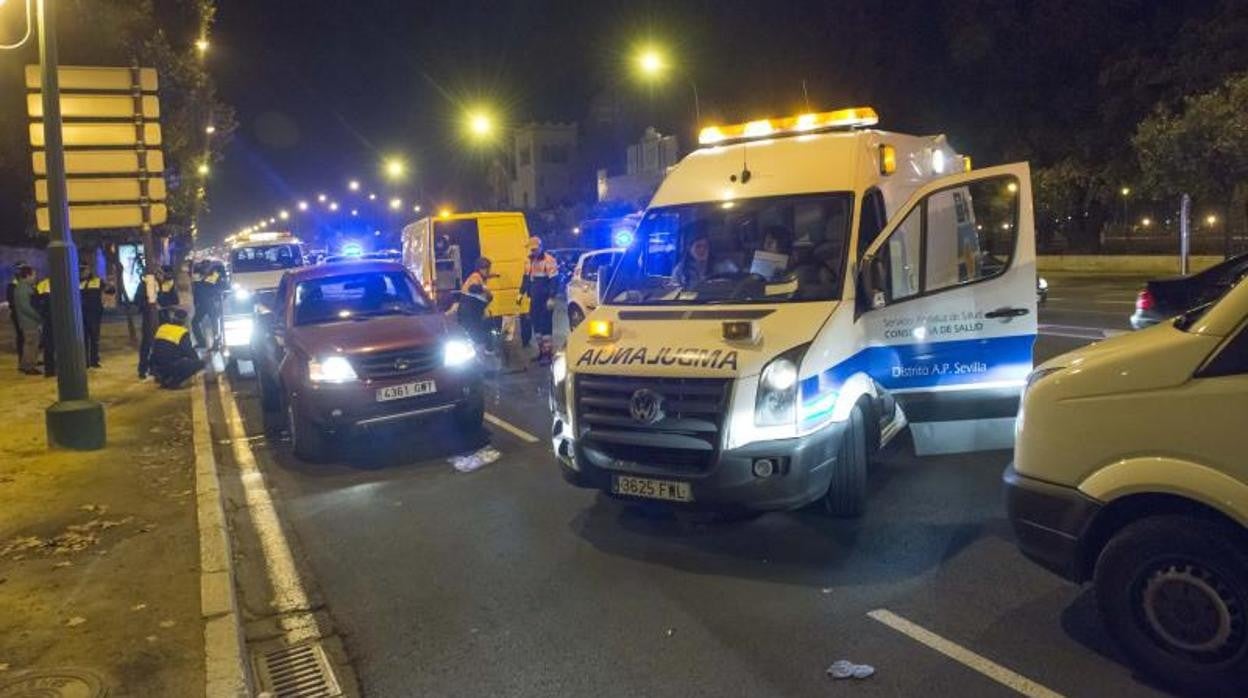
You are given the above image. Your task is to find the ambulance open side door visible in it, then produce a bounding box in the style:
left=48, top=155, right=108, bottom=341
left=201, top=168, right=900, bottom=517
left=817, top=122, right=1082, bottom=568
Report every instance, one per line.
left=856, top=163, right=1038, bottom=455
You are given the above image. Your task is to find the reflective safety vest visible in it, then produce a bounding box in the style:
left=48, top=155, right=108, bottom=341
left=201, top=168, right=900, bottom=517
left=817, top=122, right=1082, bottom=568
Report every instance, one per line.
left=35, top=278, right=51, bottom=295
left=461, top=271, right=489, bottom=293
left=200, top=270, right=221, bottom=285
left=80, top=277, right=102, bottom=291
left=155, top=323, right=189, bottom=344
left=159, top=279, right=176, bottom=293
left=524, top=253, right=559, bottom=279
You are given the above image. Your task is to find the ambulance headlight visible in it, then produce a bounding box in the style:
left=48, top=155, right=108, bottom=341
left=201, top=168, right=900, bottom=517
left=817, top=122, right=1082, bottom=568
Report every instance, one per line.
left=755, top=349, right=805, bottom=427
left=550, top=352, right=569, bottom=414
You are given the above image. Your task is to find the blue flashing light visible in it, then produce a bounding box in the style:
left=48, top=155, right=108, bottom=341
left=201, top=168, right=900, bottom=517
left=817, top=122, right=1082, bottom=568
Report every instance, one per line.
left=612, top=228, right=635, bottom=247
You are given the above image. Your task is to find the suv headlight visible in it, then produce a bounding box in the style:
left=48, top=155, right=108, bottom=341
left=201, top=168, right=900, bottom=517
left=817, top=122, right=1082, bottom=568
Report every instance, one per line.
left=308, top=355, right=358, bottom=383
left=755, top=346, right=807, bottom=427
left=444, top=339, right=477, bottom=367
left=232, top=283, right=252, bottom=301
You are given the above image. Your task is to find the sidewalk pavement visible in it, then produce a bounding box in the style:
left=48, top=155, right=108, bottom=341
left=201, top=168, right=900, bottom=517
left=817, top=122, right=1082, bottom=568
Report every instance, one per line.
left=0, top=316, right=208, bottom=696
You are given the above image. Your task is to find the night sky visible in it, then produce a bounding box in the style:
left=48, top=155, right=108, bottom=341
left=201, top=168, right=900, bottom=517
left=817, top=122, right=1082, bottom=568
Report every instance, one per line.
left=201, top=0, right=940, bottom=242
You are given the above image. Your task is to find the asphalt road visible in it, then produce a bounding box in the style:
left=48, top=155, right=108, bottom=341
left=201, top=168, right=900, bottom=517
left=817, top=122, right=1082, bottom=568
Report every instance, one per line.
left=213, top=274, right=1174, bottom=698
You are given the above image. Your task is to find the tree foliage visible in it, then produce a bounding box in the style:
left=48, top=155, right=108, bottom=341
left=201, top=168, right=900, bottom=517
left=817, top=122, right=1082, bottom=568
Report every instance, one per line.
left=0, top=0, right=234, bottom=245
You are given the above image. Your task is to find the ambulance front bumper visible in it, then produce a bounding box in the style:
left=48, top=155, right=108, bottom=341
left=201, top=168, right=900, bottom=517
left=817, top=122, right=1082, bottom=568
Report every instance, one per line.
left=553, top=418, right=846, bottom=512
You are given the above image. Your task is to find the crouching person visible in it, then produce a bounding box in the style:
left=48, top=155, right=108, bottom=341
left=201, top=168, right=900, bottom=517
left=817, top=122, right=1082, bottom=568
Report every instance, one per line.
left=150, top=308, right=204, bottom=389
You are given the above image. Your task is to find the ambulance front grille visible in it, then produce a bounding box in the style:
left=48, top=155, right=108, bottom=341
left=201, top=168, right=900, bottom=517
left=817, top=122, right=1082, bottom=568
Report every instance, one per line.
left=575, top=375, right=730, bottom=473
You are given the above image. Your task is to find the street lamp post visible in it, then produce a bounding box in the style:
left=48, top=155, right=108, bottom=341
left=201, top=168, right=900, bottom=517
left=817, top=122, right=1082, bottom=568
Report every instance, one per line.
left=35, top=0, right=105, bottom=448
left=635, top=45, right=701, bottom=125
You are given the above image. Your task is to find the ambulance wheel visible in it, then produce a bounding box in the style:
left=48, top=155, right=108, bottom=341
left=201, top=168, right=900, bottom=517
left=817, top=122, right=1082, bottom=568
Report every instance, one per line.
left=1094, top=515, right=1248, bottom=695
left=823, top=403, right=868, bottom=518
left=568, top=304, right=585, bottom=330
left=287, top=400, right=330, bottom=462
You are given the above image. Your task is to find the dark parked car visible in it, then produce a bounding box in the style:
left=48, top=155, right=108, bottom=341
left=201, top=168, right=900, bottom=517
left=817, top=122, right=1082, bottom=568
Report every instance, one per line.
left=1131, top=252, right=1248, bottom=329
left=252, top=261, right=483, bottom=460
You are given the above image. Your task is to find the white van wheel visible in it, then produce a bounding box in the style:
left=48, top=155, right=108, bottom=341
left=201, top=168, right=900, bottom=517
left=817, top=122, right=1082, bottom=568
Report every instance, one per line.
left=824, top=404, right=868, bottom=518
left=1094, top=515, right=1248, bottom=694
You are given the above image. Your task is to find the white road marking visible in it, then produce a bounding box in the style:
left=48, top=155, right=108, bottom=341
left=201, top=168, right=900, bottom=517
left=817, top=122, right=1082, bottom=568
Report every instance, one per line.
left=220, top=375, right=321, bottom=644
left=868, top=609, right=1065, bottom=698
left=485, top=412, right=541, bottom=443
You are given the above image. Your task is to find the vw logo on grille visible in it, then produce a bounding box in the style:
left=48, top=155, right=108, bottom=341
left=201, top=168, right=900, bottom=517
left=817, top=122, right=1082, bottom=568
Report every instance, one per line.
left=393, top=358, right=412, bottom=371
left=629, top=388, right=666, bottom=425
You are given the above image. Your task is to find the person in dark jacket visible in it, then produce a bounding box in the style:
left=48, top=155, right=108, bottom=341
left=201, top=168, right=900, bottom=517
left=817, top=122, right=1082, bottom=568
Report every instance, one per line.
left=34, top=275, right=54, bottom=377
left=137, top=268, right=158, bottom=380
left=149, top=308, right=203, bottom=388
left=79, top=263, right=113, bottom=368
left=6, top=261, right=26, bottom=364
left=156, top=265, right=180, bottom=309
left=190, top=261, right=224, bottom=348
left=12, top=266, right=42, bottom=375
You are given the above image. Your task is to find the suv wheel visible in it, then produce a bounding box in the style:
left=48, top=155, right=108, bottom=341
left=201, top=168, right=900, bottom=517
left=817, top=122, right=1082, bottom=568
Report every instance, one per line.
left=287, top=400, right=330, bottom=462
left=1094, top=515, right=1248, bottom=695
left=568, top=304, right=585, bottom=330
left=823, top=403, right=867, bottom=518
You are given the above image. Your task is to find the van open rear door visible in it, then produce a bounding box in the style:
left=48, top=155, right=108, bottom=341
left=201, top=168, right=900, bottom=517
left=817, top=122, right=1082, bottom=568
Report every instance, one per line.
left=857, top=163, right=1037, bottom=455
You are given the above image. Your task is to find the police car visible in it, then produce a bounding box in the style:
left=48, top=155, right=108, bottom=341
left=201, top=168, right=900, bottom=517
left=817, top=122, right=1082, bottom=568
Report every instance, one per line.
left=223, top=231, right=305, bottom=371
left=550, top=107, right=1038, bottom=516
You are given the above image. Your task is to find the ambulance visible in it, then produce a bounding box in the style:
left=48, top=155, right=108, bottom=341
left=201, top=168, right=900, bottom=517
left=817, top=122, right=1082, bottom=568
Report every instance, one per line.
left=549, top=107, right=1038, bottom=516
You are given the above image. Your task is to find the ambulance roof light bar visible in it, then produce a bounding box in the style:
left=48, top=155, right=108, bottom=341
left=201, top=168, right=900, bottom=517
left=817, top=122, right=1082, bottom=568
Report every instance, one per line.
left=698, top=106, right=879, bottom=147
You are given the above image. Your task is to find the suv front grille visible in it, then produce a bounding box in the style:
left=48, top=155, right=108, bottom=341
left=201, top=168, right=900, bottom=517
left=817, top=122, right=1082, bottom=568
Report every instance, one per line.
left=355, top=347, right=441, bottom=380
left=575, top=375, right=731, bottom=473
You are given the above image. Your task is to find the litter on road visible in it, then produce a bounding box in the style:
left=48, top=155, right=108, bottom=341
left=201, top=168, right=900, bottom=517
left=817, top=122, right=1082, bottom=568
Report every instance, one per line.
left=827, top=660, right=875, bottom=680
left=450, top=446, right=502, bottom=473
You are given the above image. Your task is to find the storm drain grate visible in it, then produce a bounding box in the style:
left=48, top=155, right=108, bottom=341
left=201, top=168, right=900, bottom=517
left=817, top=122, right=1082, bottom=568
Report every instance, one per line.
left=254, top=641, right=342, bottom=698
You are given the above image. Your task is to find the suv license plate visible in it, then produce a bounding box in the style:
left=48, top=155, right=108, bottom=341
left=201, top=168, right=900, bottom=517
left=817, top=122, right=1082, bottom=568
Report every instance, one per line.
left=612, top=475, right=693, bottom=503
left=376, top=380, right=437, bottom=402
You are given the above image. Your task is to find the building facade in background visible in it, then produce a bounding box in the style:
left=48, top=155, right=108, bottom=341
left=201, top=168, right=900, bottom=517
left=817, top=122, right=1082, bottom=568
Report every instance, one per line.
left=510, top=123, right=579, bottom=210
left=597, top=127, right=680, bottom=209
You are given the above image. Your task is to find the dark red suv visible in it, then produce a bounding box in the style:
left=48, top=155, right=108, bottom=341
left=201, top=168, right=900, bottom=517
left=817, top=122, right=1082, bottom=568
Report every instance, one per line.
left=252, top=261, right=483, bottom=460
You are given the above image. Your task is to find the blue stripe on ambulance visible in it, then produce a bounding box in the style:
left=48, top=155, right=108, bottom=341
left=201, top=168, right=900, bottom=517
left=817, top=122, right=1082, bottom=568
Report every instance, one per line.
left=799, top=334, right=1036, bottom=425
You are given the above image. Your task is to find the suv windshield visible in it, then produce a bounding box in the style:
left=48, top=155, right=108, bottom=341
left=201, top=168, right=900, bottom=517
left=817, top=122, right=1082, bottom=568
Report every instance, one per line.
left=604, top=193, right=853, bottom=305
left=231, top=244, right=303, bottom=273
left=294, top=271, right=431, bottom=326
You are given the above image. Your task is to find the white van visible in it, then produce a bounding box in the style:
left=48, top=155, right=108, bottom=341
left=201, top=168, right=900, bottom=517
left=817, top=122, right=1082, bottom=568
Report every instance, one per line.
left=550, top=107, right=1038, bottom=516
left=1007, top=277, right=1248, bottom=694
left=224, top=231, right=305, bottom=369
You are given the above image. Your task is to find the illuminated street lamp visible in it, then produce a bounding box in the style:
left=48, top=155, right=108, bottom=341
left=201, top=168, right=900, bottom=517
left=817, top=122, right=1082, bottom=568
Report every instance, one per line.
left=1141, top=217, right=1152, bottom=228
left=468, top=111, right=494, bottom=139
left=329, top=201, right=339, bottom=212
left=389, top=197, right=402, bottom=211
left=351, top=209, right=359, bottom=216
left=368, top=193, right=377, bottom=201
left=268, top=217, right=276, bottom=224
left=348, top=179, right=360, bottom=192
left=205, top=124, right=216, bottom=135
left=195, top=38, right=209, bottom=54
left=197, top=162, right=210, bottom=176
left=279, top=209, right=290, bottom=221
left=1206, top=214, right=1218, bottom=226
left=632, top=42, right=701, bottom=123
left=297, top=200, right=309, bottom=211
left=317, top=193, right=327, bottom=203
left=413, top=204, right=422, bottom=213
left=384, top=157, right=406, bottom=180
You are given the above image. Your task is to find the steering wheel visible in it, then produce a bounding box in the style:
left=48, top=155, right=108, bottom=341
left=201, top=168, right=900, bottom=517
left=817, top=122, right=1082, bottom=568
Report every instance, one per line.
left=696, top=272, right=768, bottom=298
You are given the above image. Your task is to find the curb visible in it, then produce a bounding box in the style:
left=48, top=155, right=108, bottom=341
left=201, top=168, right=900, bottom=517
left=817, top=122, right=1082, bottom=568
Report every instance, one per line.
left=191, top=374, right=251, bottom=697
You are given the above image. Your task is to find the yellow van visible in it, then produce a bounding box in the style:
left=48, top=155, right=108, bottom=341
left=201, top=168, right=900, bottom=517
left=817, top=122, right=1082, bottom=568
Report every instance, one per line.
left=401, top=212, right=530, bottom=317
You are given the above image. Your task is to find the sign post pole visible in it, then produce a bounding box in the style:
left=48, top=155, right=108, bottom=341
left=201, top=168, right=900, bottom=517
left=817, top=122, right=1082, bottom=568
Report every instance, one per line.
left=36, top=0, right=105, bottom=450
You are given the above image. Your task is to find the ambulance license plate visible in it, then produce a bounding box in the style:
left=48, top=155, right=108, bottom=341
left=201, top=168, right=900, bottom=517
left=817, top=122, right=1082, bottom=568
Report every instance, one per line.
left=612, top=475, right=693, bottom=503
left=376, top=380, right=436, bottom=402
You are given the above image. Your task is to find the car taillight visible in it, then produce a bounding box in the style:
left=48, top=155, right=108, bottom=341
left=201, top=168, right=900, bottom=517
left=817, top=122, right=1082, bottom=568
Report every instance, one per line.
left=1135, top=289, right=1154, bottom=311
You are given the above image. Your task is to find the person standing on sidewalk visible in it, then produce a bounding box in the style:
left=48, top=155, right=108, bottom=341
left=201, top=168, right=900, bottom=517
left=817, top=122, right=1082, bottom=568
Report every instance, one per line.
left=6, top=261, right=27, bottom=365
left=79, top=263, right=112, bottom=368
left=12, top=266, right=42, bottom=375
left=137, top=266, right=159, bottom=380
left=156, top=265, right=180, bottom=312
left=34, top=274, right=55, bottom=377
left=190, top=260, right=223, bottom=349
left=149, top=308, right=204, bottom=388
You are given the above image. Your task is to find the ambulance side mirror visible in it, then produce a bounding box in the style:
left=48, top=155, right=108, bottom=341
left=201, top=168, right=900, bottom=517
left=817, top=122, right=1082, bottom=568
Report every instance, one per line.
left=596, top=273, right=607, bottom=304
left=858, top=255, right=888, bottom=311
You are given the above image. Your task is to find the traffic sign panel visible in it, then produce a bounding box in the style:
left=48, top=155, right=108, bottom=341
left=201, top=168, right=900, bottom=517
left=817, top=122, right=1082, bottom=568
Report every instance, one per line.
left=32, top=149, right=165, bottom=176
left=36, top=203, right=168, bottom=232
left=35, top=178, right=167, bottom=204
left=25, top=65, right=158, bottom=92
left=30, top=122, right=161, bottom=148
left=27, top=93, right=159, bottom=120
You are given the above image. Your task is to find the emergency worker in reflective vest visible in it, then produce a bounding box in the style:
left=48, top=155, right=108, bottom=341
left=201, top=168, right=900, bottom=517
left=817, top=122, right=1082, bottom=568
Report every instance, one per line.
left=149, top=307, right=204, bottom=388
left=519, top=236, right=558, bottom=365
left=34, top=275, right=54, bottom=377
left=79, top=263, right=113, bottom=368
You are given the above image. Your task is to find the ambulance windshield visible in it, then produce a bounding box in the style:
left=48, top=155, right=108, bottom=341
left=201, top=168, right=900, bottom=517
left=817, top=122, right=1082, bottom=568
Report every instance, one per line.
left=604, top=192, right=853, bottom=304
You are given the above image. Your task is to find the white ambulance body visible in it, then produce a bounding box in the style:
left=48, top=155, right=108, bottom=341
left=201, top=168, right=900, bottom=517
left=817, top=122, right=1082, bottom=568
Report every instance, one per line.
left=550, top=107, right=1037, bottom=516
left=223, top=231, right=305, bottom=368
